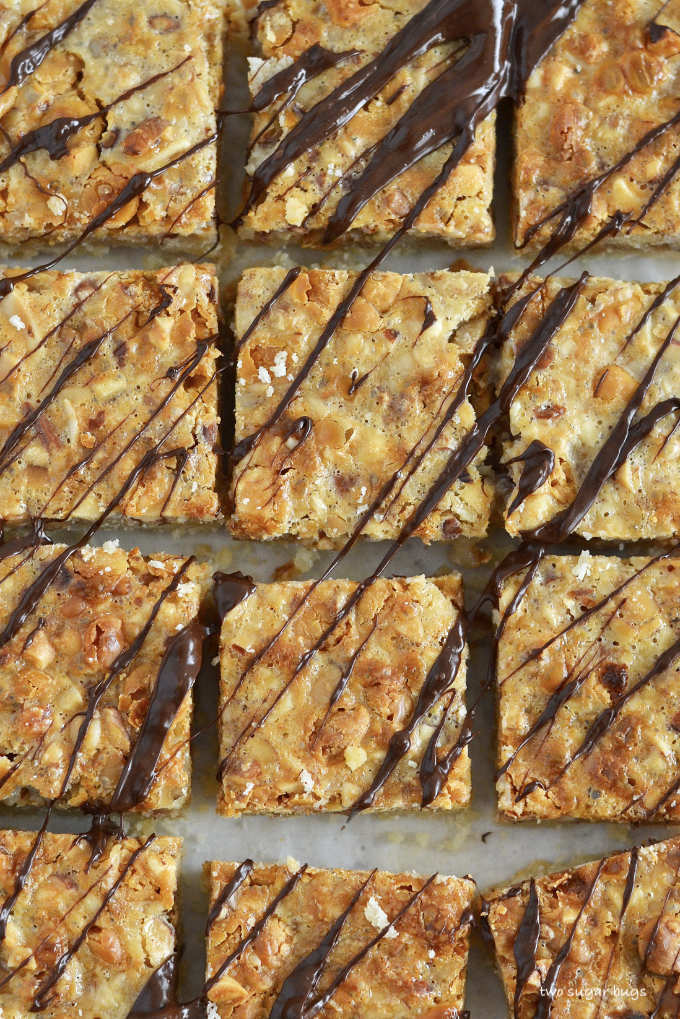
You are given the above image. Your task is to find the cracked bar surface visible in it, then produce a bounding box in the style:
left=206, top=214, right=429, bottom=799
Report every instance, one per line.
left=0, top=263, right=220, bottom=524
left=0, top=0, right=224, bottom=252
left=240, top=0, right=495, bottom=246
left=218, top=574, right=469, bottom=815
left=0, top=542, right=209, bottom=813
left=485, top=835, right=680, bottom=1018
left=514, top=0, right=680, bottom=252
left=206, top=858, right=473, bottom=1017
left=0, top=829, right=180, bottom=1018
left=499, top=274, right=680, bottom=541
left=496, top=553, right=680, bottom=822
left=231, top=266, right=493, bottom=546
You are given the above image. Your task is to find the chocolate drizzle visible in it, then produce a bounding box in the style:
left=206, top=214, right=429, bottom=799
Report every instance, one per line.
left=213, top=571, right=255, bottom=621
left=1, top=0, right=98, bottom=95
left=535, top=859, right=604, bottom=1019
left=512, top=878, right=540, bottom=1019
left=31, top=836, right=155, bottom=1012
left=0, top=57, right=190, bottom=172
left=505, top=440, right=555, bottom=517
left=268, top=870, right=375, bottom=1019
left=349, top=617, right=465, bottom=815
left=110, top=620, right=203, bottom=813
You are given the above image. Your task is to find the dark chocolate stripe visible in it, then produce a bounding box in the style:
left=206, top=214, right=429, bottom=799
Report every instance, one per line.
left=0, top=811, right=49, bottom=941
left=110, top=619, right=203, bottom=813
left=500, top=598, right=626, bottom=789
left=302, top=874, right=439, bottom=1018
left=234, top=267, right=300, bottom=357
left=536, top=859, right=605, bottom=1019
left=251, top=44, right=358, bottom=113
left=349, top=616, right=465, bottom=815
left=506, top=440, right=555, bottom=518
left=525, top=308, right=680, bottom=543
left=594, top=847, right=638, bottom=1019
left=206, top=859, right=254, bottom=932
left=1, top=0, right=98, bottom=94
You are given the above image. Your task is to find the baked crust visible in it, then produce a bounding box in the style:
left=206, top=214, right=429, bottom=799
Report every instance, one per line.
left=0, top=0, right=224, bottom=252
left=486, top=836, right=680, bottom=1018
left=514, top=0, right=680, bottom=251
left=218, top=574, right=469, bottom=815
left=206, top=859, right=474, bottom=1017
left=0, top=263, right=220, bottom=524
left=241, top=0, right=495, bottom=246
left=499, top=274, right=680, bottom=541
left=496, top=553, right=680, bottom=822
left=231, top=266, right=493, bottom=546
left=0, top=542, right=209, bottom=813
left=0, top=829, right=180, bottom=1019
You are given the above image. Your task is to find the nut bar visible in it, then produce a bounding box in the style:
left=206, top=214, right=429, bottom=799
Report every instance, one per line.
left=0, top=542, right=209, bottom=813
left=240, top=0, right=495, bottom=246
left=218, top=574, right=470, bottom=815
left=205, top=858, right=474, bottom=1017
left=0, top=828, right=180, bottom=1018
left=0, top=0, right=225, bottom=253
left=514, top=0, right=680, bottom=252
left=484, top=835, right=680, bottom=1018
left=0, top=263, right=220, bottom=524
left=498, top=274, right=680, bottom=541
left=496, top=553, right=680, bottom=822
left=231, top=266, right=493, bottom=546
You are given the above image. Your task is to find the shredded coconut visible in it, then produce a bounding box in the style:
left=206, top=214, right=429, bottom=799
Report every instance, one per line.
left=299, top=769, right=314, bottom=792
left=272, top=350, right=288, bottom=377
left=101, top=539, right=120, bottom=553
left=574, top=550, right=592, bottom=582
left=258, top=366, right=271, bottom=385
left=364, top=897, right=398, bottom=938
left=8, top=315, right=25, bottom=330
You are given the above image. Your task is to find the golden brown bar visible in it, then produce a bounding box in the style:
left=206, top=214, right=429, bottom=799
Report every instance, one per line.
left=0, top=542, right=209, bottom=813
left=485, top=836, right=680, bottom=1018
left=0, top=264, right=220, bottom=524
left=0, top=0, right=225, bottom=253
left=0, top=829, right=180, bottom=1018
left=231, top=266, right=493, bottom=546
left=206, top=858, right=474, bottom=1017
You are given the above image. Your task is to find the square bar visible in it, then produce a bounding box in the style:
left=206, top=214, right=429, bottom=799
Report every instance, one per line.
left=218, top=574, right=470, bottom=815
left=206, top=858, right=474, bottom=1017
left=499, top=274, right=680, bottom=541
left=239, top=0, right=495, bottom=246
left=231, top=266, right=493, bottom=546
left=0, top=0, right=225, bottom=252
left=496, top=552, right=680, bottom=822
left=0, top=542, right=209, bottom=813
left=0, top=264, right=220, bottom=524
left=485, top=836, right=680, bottom=1018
